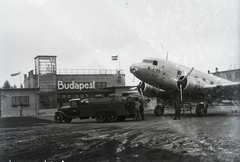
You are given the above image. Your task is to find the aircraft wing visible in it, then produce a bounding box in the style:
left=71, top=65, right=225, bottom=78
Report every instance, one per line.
left=203, top=82, right=240, bottom=100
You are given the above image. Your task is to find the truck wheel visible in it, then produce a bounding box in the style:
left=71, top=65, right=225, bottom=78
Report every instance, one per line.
left=107, top=116, right=119, bottom=122
left=63, top=117, right=72, bottom=123
left=54, top=113, right=64, bottom=123
left=96, top=116, right=107, bottom=123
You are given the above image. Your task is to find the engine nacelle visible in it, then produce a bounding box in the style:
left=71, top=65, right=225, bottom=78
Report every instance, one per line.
left=177, top=76, right=206, bottom=93
left=137, top=82, right=163, bottom=97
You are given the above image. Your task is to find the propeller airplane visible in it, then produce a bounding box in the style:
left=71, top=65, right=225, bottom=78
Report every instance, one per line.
left=130, top=57, right=240, bottom=117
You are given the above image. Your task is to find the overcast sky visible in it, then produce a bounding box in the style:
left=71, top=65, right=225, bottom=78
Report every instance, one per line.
left=0, top=0, right=239, bottom=87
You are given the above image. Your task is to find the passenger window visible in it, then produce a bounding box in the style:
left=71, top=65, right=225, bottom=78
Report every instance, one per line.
left=177, top=70, right=182, bottom=75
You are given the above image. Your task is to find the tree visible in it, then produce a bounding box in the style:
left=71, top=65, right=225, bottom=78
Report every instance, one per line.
left=13, top=84, right=17, bottom=88
left=20, top=84, right=23, bottom=88
left=3, top=80, right=11, bottom=89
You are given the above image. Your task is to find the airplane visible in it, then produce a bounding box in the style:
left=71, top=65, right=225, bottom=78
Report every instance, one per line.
left=130, top=57, right=240, bottom=117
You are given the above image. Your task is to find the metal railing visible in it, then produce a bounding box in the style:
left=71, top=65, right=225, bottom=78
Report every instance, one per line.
left=57, top=69, right=124, bottom=75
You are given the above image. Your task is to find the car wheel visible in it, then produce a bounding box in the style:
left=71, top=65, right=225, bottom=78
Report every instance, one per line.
left=54, top=113, right=64, bottom=123
left=96, top=116, right=107, bottom=123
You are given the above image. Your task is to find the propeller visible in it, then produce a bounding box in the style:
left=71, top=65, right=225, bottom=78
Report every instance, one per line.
left=179, top=67, right=194, bottom=101
left=139, top=86, right=144, bottom=100
left=175, top=67, right=194, bottom=102
left=181, top=67, right=194, bottom=83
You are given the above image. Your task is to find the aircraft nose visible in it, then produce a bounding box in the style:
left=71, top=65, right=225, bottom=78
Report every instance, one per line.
left=130, top=64, right=139, bottom=73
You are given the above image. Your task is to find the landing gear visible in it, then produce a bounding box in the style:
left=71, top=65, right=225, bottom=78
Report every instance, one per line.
left=154, top=105, right=165, bottom=116
left=196, top=103, right=208, bottom=117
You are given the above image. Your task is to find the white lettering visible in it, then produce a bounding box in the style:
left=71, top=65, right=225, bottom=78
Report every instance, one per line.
left=85, top=83, right=89, bottom=89
left=70, top=81, right=75, bottom=89
left=58, top=81, right=64, bottom=90
left=79, top=83, right=84, bottom=90
left=58, top=80, right=96, bottom=91
left=75, top=83, right=79, bottom=89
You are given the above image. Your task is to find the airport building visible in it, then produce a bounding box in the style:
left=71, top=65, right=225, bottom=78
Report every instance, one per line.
left=211, top=68, right=240, bottom=82
left=0, top=55, right=129, bottom=117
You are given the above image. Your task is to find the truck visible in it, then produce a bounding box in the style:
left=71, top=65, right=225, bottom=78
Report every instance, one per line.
left=54, top=96, right=135, bottom=123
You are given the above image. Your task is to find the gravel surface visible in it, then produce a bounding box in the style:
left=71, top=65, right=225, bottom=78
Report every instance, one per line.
left=0, top=106, right=240, bottom=162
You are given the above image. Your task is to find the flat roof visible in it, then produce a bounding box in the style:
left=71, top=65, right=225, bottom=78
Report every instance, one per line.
left=0, top=88, right=39, bottom=91
left=34, top=55, right=57, bottom=59
left=212, top=68, right=240, bottom=74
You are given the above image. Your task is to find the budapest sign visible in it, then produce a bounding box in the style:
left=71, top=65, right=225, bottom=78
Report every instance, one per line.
left=57, top=80, right=95, bottom=90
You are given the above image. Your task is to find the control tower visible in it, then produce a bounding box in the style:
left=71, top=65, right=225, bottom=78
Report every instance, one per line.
left=34, top=55, right=57, bottom=109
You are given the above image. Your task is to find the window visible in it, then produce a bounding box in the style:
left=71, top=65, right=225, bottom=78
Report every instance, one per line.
left=142, top=59, right=153, bottom=64
left=12, top=96, right=29, bottom=107
left=235, top=72, right=239, bottom=78
left=177, top=70, right=182, bottom=75
left=80, top=94, right=85, bottom=99
left=73, top=94, right=80, bottom=99
left=153, top=60, right=158, bottom=66
left=142, top=59, right=158, bottom=66
left=95, top=82, right=107, bottom=89
left=71, top=101, right=78, bottom=107
left=226, top=73, right=232, bottom=79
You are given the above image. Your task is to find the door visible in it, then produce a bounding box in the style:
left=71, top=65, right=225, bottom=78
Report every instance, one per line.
left=67, top=100, right=80, bottom=117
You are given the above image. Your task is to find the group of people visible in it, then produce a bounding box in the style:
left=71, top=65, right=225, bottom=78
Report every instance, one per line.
left=132, top=96, right=182, bottom=121
left=133, top=97, right=145, bottom=121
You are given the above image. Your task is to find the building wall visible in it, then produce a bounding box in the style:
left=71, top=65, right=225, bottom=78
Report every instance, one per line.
left=212, top=69, right=240, bottom=82
left=0, top=89, right=39, bottom=117
left=57, top=74, right=125, bottom=87
left=56, top=74, right=125, bottom=107
left=24, top=70, right=38, bottom=88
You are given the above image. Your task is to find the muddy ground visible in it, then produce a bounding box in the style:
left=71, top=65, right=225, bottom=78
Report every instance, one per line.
left=0, top=106, right=240, bottom=162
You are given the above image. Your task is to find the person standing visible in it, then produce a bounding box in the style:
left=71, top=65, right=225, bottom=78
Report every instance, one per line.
left=134, top=98, right=141, bottom=121
left=139, top=99, right=145, bottom=120
left=174, top=97, right=181, bottom=120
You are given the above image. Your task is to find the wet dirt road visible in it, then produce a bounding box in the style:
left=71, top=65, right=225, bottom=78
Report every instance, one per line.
left=0, top=106, right=240, bottom=162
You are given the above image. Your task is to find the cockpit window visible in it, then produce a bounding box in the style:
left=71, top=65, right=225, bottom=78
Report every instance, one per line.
left=142, top=59, right=158, bottom=66
left=153, top=60, right=158, bottom=66
left=142, top=59, right=153, bottom=63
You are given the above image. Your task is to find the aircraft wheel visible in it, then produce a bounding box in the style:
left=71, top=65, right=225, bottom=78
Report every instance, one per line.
left=196, top=104, right=207, bottom=117
left=54, top=113, right=64, bottom=123
left=154, top=105, right=164, bottom=116
left=96, top=116, right=107, bottom=123
left=63, top=117, right=72, bottom=123
left=107, top=115, right=119, bottom=122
